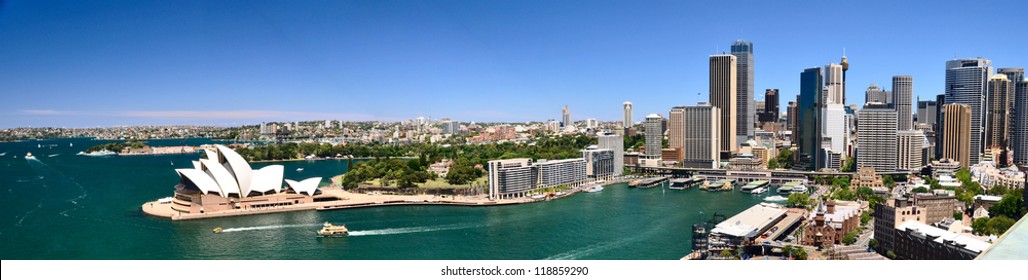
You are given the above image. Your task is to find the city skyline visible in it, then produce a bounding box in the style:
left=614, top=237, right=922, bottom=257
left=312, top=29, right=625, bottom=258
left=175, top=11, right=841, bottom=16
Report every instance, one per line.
left=2, top=0, right=1026, bottom=129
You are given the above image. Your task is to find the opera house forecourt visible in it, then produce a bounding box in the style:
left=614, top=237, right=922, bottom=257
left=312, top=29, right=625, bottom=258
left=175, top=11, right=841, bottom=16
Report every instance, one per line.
left=142, top=144, right=531, bottom=220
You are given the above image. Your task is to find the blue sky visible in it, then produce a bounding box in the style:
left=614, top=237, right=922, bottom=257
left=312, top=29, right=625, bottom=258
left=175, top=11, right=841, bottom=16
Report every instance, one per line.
left=1, top=0, right=1025, bottom=128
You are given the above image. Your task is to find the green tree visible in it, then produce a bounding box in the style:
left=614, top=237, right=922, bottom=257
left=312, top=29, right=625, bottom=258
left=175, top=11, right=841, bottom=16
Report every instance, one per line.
left=972, top=218, right=991, bottom=235
left=989, top=190, right=1025, bottom=220
left=987, top=185, right=1009, bottom=196
left=842, top=229, right=859, bottom=245
left=953, top=211, right=963, bottom=221
left=787, top=193, right=811, bottom=208
left=987, top=216, right=1017, bottom=235
left=911, top=186, right=929, bottom=193
left=767, top=158, right=779, bottom=170
left=841, top=157, right=855, bottom=172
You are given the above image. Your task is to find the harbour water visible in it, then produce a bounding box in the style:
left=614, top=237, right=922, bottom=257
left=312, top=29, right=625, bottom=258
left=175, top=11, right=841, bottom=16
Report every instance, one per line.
left=0, top=138, right=766, bottom=259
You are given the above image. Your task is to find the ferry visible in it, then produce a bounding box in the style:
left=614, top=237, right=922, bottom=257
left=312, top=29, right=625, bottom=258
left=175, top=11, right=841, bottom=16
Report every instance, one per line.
left=213, top=227, right=223, bottom=233
left=317, top=222, right=349, bottom=237
left=740, top=180, right=770, bottom=194
left=669, top=177, right=704, bottom=190
left=24, top=152, right=36, bottom=160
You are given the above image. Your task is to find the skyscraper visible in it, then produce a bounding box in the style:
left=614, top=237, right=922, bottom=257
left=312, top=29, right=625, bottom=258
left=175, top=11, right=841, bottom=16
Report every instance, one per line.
left=857, top=102, right=898, bottom=172
left=679, top=103, right=721, bottom=168
left=897, top=130, right=926, bottom=171
left=787, top=100, right=798, bottom=133
left=709, top=54, right=738, bottom=156
left=598, top=134, right=624, bottom=176
left=865, top=83, right=889, bottom=104
left=562, top=105, right=571, bottom=128
left=935, top=94, right=946, bottom=159
left=821, top=103, right=849, bottom=168
left=669, top=107, right=685, bottom=159
left=917, top=99, right=938, bottom=127
left=893, top=76, right=914, bottom=130
left=1013, top=79, right=1028, bottom=164
left=797, top=67, right=822, bottom=170
left=986, top=74, right=1012, bottom=150
left=998, top=68, right=1025, bottom=84
left=731, top=40, right=754, bottom=143
left=623, top=101, right=633, bottom=128
left=824, top=64, right=845, bottom=104
left=644, top=114, right=663, bottom=157
left=761, top=89, right=780, bottom=123
left=942, top=104, right=973, bottom=169
left=945, top=58, right=992, bottom=166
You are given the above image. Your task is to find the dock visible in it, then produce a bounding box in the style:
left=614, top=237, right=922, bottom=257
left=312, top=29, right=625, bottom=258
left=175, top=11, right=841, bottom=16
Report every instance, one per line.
left=629, top=176, right=669, bottom=189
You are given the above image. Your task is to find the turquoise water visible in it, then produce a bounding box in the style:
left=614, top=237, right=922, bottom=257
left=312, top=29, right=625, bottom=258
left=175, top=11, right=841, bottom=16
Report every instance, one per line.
left=0, top=138, right=766, bottom=260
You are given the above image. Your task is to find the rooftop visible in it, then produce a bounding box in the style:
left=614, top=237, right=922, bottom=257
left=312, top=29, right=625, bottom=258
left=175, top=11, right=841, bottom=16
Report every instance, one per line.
left=897, top=220, right=992, bottom=254
left=712, top=203, right=787, bottom=238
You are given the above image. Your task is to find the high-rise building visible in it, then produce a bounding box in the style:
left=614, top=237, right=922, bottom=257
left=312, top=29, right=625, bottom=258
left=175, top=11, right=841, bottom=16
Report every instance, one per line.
left=710, top=54, right=738, bottom=155
left=824, top=64, right=845, bottom=104
left=941, top=104, right=973, bottom=169
left=945, top=58, right=992, bottom=166
left=787, top=100, right=798, bottom=133
left=857, top=102, right=898, bottom=172
left=731, top=40, right=754, bottom=143
left=678, top=103, right=721, bottom=168
left=487, top=159, right=536, bottom=200
left=761, top=89, right=780, bottom=123
left=668, top=107, right=685, bottom=160
left=998, top=68, right=1025, bottom=84
left=797, top=67, right=822, bottom=170
left=893, top=76, right=914, bottom=130
left=821, top=103, right=849, bottom=169
left=561, top=105, right=571, bottom=128
left=598, top=134, right=624, bottom=176
left=581, top=148, right=615, bottom=180
left=1013, top=79, right=1028, bottom=164
left=897, top=130, right=926, bottom=171
left=866, top=83, right=889, bottom=104
left=535, top=158, right=587, bottom=188
left=935, top=94, right=946, bottom=159
left=917, top=99, right=938, bottom=127
left=986, top=74, right=1012, bottom=150
left=645, top=114, right=663, bottom=157
left=623, top=102, right=634, bottom=128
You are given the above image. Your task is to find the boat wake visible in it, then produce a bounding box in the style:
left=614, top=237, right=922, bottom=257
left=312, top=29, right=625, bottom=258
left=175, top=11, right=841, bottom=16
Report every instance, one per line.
left=25, top=159, right=88, bottom=217
left=348, top=224, right=481, bottom=237
left=543, top=221, right=668, bottom=260
left=219, top=223, right=322, bottom=233
left=48, top=154, right=60, bottom=158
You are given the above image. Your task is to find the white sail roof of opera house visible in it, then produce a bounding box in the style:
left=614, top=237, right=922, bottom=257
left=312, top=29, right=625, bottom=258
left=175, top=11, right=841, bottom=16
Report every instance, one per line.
left=175, top=144, right=320, bottom=197
left=285, top=177, right=323, bottom=196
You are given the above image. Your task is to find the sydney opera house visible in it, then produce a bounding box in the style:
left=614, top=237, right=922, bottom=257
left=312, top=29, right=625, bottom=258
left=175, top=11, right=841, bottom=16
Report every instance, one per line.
left=161, top=144, right=326, bottom=216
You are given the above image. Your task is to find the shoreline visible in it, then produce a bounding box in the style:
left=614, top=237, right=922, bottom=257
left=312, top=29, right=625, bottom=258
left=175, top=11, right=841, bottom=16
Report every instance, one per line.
left=141, top=179, right=632, bottom=221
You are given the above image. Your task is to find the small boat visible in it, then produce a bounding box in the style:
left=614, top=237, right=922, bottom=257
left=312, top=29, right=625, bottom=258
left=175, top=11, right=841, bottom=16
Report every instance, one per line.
left=24, top=152, right=36, bottom=160
left=170, top=161, right=174, bottom=166
left=37, top=144, right=41, bottom=148
left=213, top=227, right=223, bottom=233
left=296, top=168, right=304, bottom=172
left=69, top=143, right=73, bottom=147
left=317, top=222, right=349, bottom=237
left=585, top=185, right=604, bottom=193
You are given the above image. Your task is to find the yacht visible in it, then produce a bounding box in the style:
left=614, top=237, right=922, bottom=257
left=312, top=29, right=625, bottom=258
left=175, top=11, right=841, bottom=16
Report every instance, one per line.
left=585, top=185, right=604, bottom=193
left=24, top=152, right=36, bottom=160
